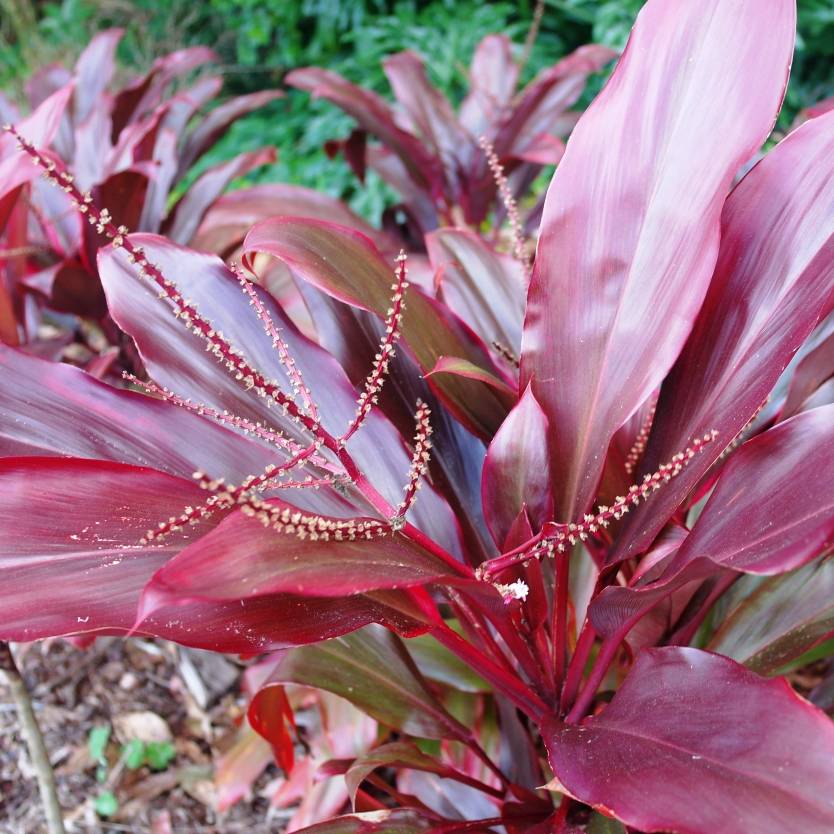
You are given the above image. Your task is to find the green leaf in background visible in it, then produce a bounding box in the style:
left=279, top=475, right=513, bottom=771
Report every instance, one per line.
left=587, top=810, right=628, bottom=833
left=88, top=724, right=110, bottom=764
left=94, top=790, right=119, bottom=818
left=145, top=740, right=176, bottom=771
left=122, top=739, right=146, bottom=770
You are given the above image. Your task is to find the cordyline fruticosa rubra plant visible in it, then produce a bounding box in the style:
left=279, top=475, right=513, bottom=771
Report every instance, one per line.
left=287, top=34, right=615, bottom=240
left=3, top=1, right=834, bottom=832
left=0, top=28, right=280, bottom=357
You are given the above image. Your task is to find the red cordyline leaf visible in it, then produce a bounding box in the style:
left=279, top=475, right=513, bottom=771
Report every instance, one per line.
left=520, top=0, right=795, bottom=521
left=247, top=683, right=295, bottom=773
left=481, top=385, right=552, bottom=548
left=612, top=105, right=834, bottom=564
left=545, top=648, right=834, bottom=834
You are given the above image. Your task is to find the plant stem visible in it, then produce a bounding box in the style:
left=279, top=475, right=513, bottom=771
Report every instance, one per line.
left=0, top=642, right=65, bottom=834
left=561, top=620, right=596, bottom=713
left=552, top=549, right=570, bottom=688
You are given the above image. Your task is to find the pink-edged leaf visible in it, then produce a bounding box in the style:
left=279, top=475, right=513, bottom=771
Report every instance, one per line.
left=177, top=89, right=283, bottom=175
left=97, top=235, right=464, bottom=557
left=242, top=217, right=512, bottom=437
left=0, top=84, right=74, bottom=198
left=141, top=503, right=466, bottom=607
left=495, top=44, right=615, bottom=158
left=521, top=0, right=795, bottom=520
left=614, top=108, right=834, bottom=563
left=191, top=182, right=395, bottom=256
left=782, top=328, right=834, bottom=418
left=545, top=647, right=834, bottom=834
left=459, top=34, right=518, bottom=139
left=482, top=385, right=552, bottom=547
left=427, top=227, right=526, bottom=359
left=286, top=67, right=440, bottom=191
left=382, top=51, right=473, bottom=192
left=708, top=559, right=834, bottom=674
left=110, top=46, right=217, bottom=137
left=73, top=28, right=123, bottom=123
left=165, top=146, right=276, bottom=244
left=264, top=625, right=469, bottom=741
left=0, top=345, right=272, bottom=482
left=0, top=457, right=214, bottom=641
left=291, top=810, right=444, bottom=834
left=425, top=356, right=515, bottom=397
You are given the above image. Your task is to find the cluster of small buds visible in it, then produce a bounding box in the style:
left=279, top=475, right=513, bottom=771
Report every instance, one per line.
left=717, top=400, right=767, bottom=463
left=493, top=579, right=530, bottom=604
left=482, top=430, right=719, bottom=577
left=341, top=252, right=409, bottom=444
left=391, top=400, right=433, bottom=528
left=233, top=264, right=320, bottom=422
left=240, top=493, right=389, bottom=542
left=139, top=499, right=220, bottom=545
left=624, top=395, right=658, bottom=474
left=491, top=340, right=520, bottom=369
left=479, top=136, right=532, bottom=279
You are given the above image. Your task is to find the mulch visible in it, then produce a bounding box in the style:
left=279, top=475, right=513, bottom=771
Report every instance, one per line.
left=0, top=639, right=285, bottom=834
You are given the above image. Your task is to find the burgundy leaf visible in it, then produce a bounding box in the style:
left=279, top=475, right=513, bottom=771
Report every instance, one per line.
left=191, top=182, right=395, bottom=256
left=781, top=327, right=834, bottom=418
left=285, top=67, right=441, bottom=192
left=291, top=809, right=443, bottom=834
left=141, top=502, right=468, bottom=608
left=164, top=146, right=276, bottom=244
left=383, top=51, right=473, bottom=194
left=613, top=107, right=834, bottom=563
left=521, top=0, right=795, bottom=519
left=427, top=227, right=526, bottom=359
left=0, top=457, right=214, bottom=641
left=73, top=28, right=123, bottom=123
left=177, top=89, right=284, bottom=176
left=459, top=34, right=518, bottom=140
left=481, top=385, right=552, bottom=547
left=0, top=345, right=273, bottom=482
left=545, top=647, right=834, bottom=834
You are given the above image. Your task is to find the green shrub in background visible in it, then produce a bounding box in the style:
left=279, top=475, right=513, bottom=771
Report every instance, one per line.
left=2, top=0, right=833, bottom=223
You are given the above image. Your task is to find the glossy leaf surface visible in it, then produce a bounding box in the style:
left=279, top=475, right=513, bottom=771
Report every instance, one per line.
left=521, top=0, right=795, bottom=519
left=545, top=648, right=834, bottom=834
left=614, top=107, right=834, bottom=562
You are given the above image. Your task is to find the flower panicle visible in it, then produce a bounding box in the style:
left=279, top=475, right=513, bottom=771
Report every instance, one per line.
left=481, top=430, right=720, bottom=578
left=624, top=394, right=659, bottom=474
left=341, top=251, right=409, bottom=444
left=232, top=263, right=320, bottom=422
left=391, top=399, right=433, bottom=530
left=479, top=135, right=531, bottom=279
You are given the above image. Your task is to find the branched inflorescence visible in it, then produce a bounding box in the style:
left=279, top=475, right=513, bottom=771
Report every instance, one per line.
left=481, top=430, right=719, bottom=579
left=3, top=125, right=434, bottom=549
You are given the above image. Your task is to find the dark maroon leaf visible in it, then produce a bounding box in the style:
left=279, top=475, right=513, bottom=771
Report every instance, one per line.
left=481, top=385, right=552, bottom=547
left=520, top=0, right=795, bottom=519
left=545, top=647, right=834, bottom=834
left=291, top=810, right=444, bottom=834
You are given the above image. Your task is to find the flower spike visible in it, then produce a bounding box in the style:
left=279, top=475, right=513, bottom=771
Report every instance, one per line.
left=391, top=400, right=433, bottom=529
left=624, top=395, right=658, bottom=474
left=341, top=250, right=409, bottom=444
left=233, top=263, right=320, bottom=423
left=481, top=430, right=720, bottom=577
left=479, top=135, right=532, bottom=279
